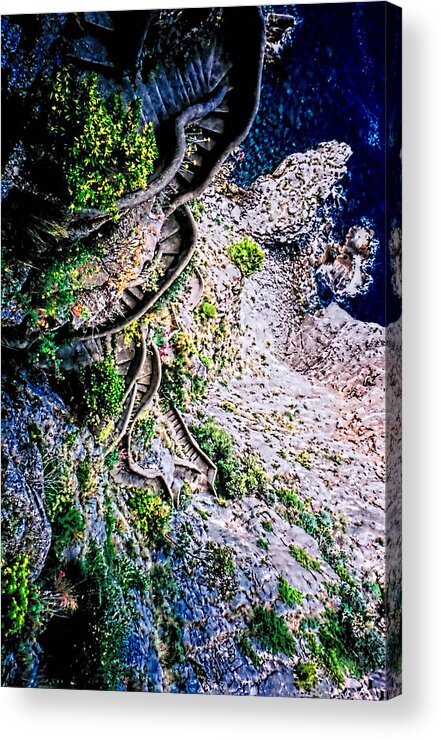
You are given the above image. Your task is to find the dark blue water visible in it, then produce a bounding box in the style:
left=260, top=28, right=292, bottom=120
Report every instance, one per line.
left=233, top=2, right=401, bottom=326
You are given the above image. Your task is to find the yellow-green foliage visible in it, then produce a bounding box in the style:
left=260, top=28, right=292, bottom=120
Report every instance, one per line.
left=46, top=69, right=158, bottom=215
left=278, top=577, right=304, bottom=606
left=80, top=354, right=125, bottom=426
left=1, top=554, right=32, bottom=639
left=295, top=661, right=318, bottom=691
left=227, top=237, right=265, bottom=277
left=289, top=545, right=322, bottom=572
left=128, top=488, right=171, bottom=544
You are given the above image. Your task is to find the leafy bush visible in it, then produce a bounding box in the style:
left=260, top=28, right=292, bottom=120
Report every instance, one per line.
left=227, top=237, right=265, bottom=277
left=134, top=414, right=156, bottom=443
left=80, top=354, right=125, bottom=426
left=279, top=577, right=304, bottom=606
left=43, top=69, right=158, bottom=215
left=1, top=554, right=33, bottom=639
left=250, top=605, right=296, bottom=657
left=199, top=300, right=217, bottom=321
left=128, top=487, right=171, bottom=545
left=188, top=198, right=205, bottom=221
left=289, top=545, right=322, bottom=573
left=294, top=661, right=318, bottom=691
left=43, top=456, right=85, bottom=555
left=204, top=541, right=238, bottom=601
left=190, top=417, right=266, bottom=499
left=318, top=581, right=385, bottom=681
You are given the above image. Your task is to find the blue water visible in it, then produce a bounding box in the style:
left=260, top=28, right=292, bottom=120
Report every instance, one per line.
left=233, top=2, right=401, bottom=326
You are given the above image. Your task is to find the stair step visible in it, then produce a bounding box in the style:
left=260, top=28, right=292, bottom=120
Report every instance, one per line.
left=205, top=39, right=217, bottom=88
left=137, top=373, right=152, bottom=387
left=121, top=292, right=137, bottom=309
left=215, top=100, right=230, bottom=113
left=199, top=115, right=225, bottom=134
left=117, top=360, right=132, bottom=376
left=178, top=167, right=194, bottom=183
left=193, top=50, right=209, bottom=90
left=161, top=254, right=175, bottom=270
left=83, top=11, right=114, bottom=32
left=173, top=68, right=192, bottom=107
left=187, top=151, right=204, bottom=168
left=159, top=232, right=181, bottom=255
left=147, top=78, right=168, bottom=122
left=155, top=68, right=179, bottom=117
left=210, top=57, right=234, bottom=89
left=67, top=52, right=116, bottom=73
left=187, top=61, right=204, bottom=100
left=127, top=286, right=144, bottom=300
left=183, top=64, right=198, bottom=100
left=68, top=36, right=115, bottom=72
left=159, top=216, right=180, bottom=240
left=196, top=137, right=216, bottom=152
left=137, top=85, right=160, bottom=129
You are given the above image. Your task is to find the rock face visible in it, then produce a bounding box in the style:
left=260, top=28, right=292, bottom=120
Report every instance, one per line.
left=208, top=141, right=377, bottom=310
left=1, top=372, right=71, bottom=579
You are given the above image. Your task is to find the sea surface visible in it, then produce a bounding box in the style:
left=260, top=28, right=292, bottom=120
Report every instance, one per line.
left=233, top=2, right=401, bottom=326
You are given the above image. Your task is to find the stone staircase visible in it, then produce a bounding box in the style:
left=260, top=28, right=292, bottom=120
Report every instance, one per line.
left=65, top=7, right=265, bottom=217
left=77, top=204, right=197, bottom=340
left=161, top=404, right=217, bottom=491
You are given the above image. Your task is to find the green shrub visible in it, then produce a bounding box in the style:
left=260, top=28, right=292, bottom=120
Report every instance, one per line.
left=250, top=605, right=296, bottom=657
left=1, top=554, right=32, bottom=639
left=80, top=354, right=125, bottom=426
left=188, top=198, right=205, bottom=221
left=257, top=537, right=269, bottom=551
left=295, top=661, right=318, bottom=691
left=190, top=417, right=266, bottom=499
left=199, top=300, right=217, bottom=321
left=318, top=581, right=385, bottom=681
left=43, top=69, right=158, bottom=215
left=279, top=577, right=304, bottom=606
left=227, top=238, right=265, bottom=277
left=43, top=456, right=85, bottom=555
left=134, top=414, right=156, bottom=443
left=128, top=487, right=171, bottom=545
left=237, top=634, right=262, bottom=669
left=289, top=545, right=322, bottom=573
left=204, top=541, right=238, bottom=601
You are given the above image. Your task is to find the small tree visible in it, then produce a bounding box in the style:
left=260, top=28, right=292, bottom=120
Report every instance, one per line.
left=227, top=237, right=265, bottom=277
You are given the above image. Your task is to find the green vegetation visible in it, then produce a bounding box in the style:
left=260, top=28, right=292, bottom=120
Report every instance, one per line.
left=1, top=554, right=42, bottom=640
left=278, top=577, right=304, bottom=606
left=295, top=450, right=313, bottom=470
left=43, top=455, right=85, bottom=556
left=249, top=605, right=296, bottom=657
left=188, top=198, right=205, bottom=221
left=289, top=545, right=322, bottom=573
left=237, top=633, right=262, bottom=669
left=134, top=414, right=156, bottom=444
left=294, top=661, right=318, bottom=691
left=317, top=581, right=385, bottom=683
left=262, top=520, right=273, bottom=533
left=227, top=237, right=265, bottom=277
left=128, top=487, right=171, bottom=545
left=80, top=354, right=125, bottom=426
left=257, top=537, right=269, bottom=551
left=29, top=243, right=98, bottom=322
left=150, top=562, right=185, bottom=669
left=161, top=330, right=196, bottom=410
left=190, top=417, right=266, bottom=499
left=43, top=69, right=158, bottom=215
left=204, top=541, right=238, bottom=601
left=199, top=300, right=217, bottom=321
